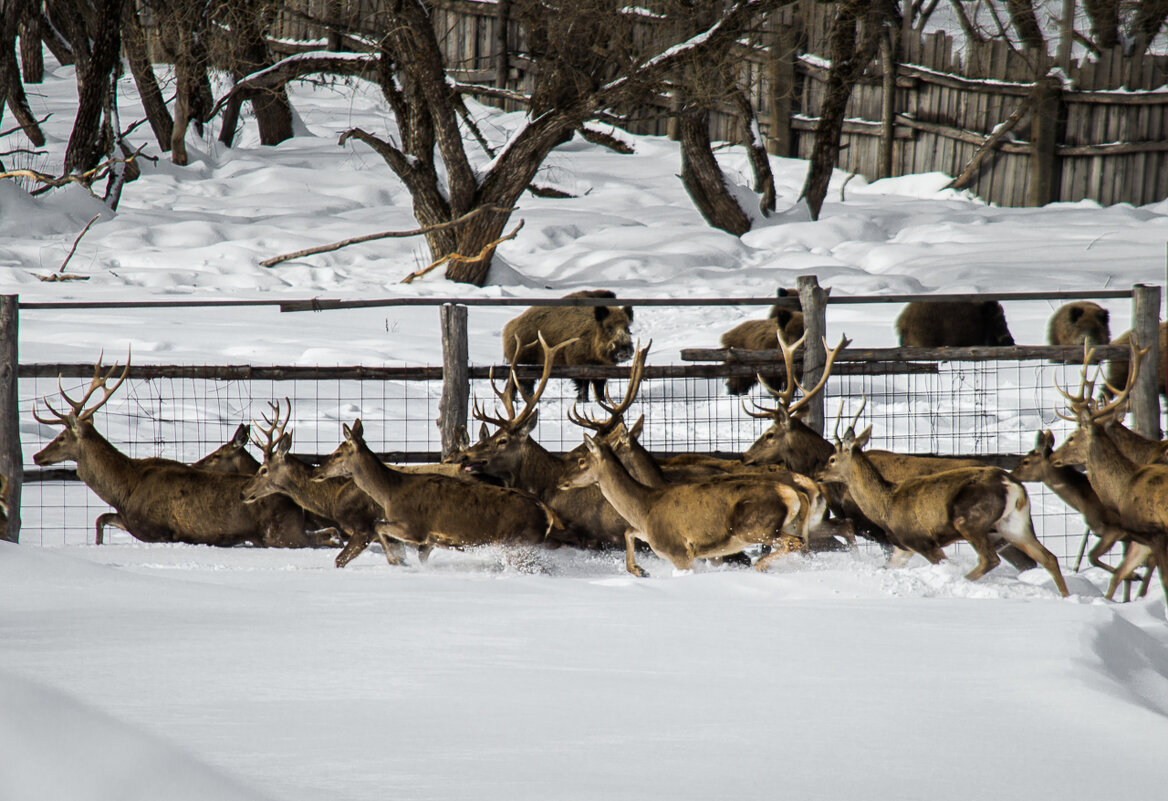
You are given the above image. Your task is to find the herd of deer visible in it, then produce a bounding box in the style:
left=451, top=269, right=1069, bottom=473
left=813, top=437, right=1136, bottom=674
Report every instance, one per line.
left=23, top=315, right=1168, bottom=610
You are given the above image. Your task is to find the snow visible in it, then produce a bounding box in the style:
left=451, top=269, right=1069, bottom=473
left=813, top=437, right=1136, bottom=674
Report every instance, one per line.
left=3, top=59, right=1168, bottom=800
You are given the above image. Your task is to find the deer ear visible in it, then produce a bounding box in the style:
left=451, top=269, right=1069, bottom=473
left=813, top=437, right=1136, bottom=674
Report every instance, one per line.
left=1038, top=429, right=1054, bottom=451
left=478, top=422, right=489, bottom=443
left=276, top=433, right=292, bottom=456
left=629, top=413, right=644, bottom=439
left=345, top=419, right=363, bottom=441
left=853, top=425, right=872, bottom=449
left=584, top=434, right=600, bottom=454
left=232, top=424, right=250, bottom=447
left=519, top=408, right=539, bottom=435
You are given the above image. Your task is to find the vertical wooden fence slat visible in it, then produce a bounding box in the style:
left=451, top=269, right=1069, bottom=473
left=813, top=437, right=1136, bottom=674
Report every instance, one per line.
left=1130, top=284, right=1162, bottom=440
left=0, top=296, right=20, bottom=543
left=796, top=275, right=828, bottom=435
left=1028, top=75, right=1062, bottom=206
left=438, top=303, right=469, bottom=459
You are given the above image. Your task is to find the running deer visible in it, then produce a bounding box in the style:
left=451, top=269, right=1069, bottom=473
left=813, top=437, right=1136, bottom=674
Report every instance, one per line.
left=1051, top=341, right=1168, bottom=604
left=31, top=357, right=322, bottom=548
left=1012, top=430, right=1150, bottom=600
left=818, top=425, right=1069, bottom=596
left=558, top=435, right=808, bottom=576
left=740, top=331, right=1004, bottom=557
left=192, top=424, right=261, bottom=474
left=241, top=400, right=410, bottom=568
left=314, top=418, right=561, bottom=566
left=454, top=335, right=648, bottom=549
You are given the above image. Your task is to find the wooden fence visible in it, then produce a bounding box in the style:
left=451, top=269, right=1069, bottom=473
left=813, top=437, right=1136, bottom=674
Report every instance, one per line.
left=261, top=0, right=1168, bottom=208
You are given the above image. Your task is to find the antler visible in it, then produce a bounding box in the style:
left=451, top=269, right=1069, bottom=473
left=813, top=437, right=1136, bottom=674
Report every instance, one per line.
left=251, top=398, right=291, bottom=458
left=749, top=333, right=851, bottom=418
left=1055, top=339, right=1145, bottom=423
left=33, top=351, right=131, bottom=426
left=832, top=394, right=867, bottom=444
left=472, top=333, right=576, bottom=431
left=567, top=340, right=651, bottom=434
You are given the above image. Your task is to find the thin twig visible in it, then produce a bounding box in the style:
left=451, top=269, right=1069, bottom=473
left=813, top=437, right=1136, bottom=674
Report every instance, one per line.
left=401, top=220, right=525, bottom=284
left=57, top=214, right=102, bottom=275
left=260, top=205, right=516, bottom=268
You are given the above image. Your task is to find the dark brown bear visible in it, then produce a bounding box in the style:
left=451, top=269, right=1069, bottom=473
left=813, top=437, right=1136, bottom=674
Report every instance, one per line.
left=719, top=308, right=806, bottom=395
left=502, top=290, right=634, bottom=401
left=1105, top=322, right=1168, bottom=398
left=895, top=301, right=1014, bottom=347
left=1046, top=301, right=1111, bottom=364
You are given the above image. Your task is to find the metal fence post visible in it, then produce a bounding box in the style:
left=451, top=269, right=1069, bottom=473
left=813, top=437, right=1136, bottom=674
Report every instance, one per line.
left=1, top=295, right=20, bottom=542
left=797, top=275, right=828, bottom=435
left=438, top=303, right=470, bottom=460
left=1130, top=283, right=1161, bottom=440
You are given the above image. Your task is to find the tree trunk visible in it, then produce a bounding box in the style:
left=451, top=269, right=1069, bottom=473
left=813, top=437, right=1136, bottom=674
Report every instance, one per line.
left=36, top=7, right=71, bottom=66
left=0, top=1, right=41, bottom=145
left=1005, top=0, right=1046, bottom=49
left=170, top=27, right=193, bottom=165
left=18, top=1, right=42, bottom=84
left=1083, top=0, right=1119, bottom=48
left=122, top=0, right=173, bottom=151
left=46, top=0, right=88, bottom=74
left=63, top=0, right=122, bottom=175
left=731, top=84, right=775, bottom=214
left=679, top=107, right=752, bottom=235
left=800, top=0, right=888, bottom=220
left=1131, top=0, right=1168, bottom=55
left=219, top=6, right=292, bottom=147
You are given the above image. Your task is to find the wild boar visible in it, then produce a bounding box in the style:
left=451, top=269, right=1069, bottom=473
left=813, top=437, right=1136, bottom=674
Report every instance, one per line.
left=895, top=300, right=1014, bottom=347
left=719, top=307, right=806, bottom=395
left=502, top=290, right=634, bottom=401
left=1047, top=301, right=1110, bottom=364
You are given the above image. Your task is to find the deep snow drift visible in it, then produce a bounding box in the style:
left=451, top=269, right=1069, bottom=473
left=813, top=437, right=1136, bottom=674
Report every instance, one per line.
left=2, top=59, right=1168, bottom=800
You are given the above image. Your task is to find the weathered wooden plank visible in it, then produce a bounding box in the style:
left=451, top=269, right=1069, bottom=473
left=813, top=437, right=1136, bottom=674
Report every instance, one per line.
left=681, top=345, right=1131, bottom=363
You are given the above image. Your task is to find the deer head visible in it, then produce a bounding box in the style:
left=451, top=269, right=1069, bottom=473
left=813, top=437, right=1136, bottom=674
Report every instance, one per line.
left=192, top=423, right=259, bottom=474
left=314, top=419, right=367, bottom=482
left=1011, top=430, right=1058, bottom=483
left=241, top=400, right=296, bottom=503
left=32, top=353, right=130, bottom=466
left=741, top=331, right=850, bottom=471
left=454, top=333, right=574, bottom=481
left=1050, top=339, right=1145, bottom=468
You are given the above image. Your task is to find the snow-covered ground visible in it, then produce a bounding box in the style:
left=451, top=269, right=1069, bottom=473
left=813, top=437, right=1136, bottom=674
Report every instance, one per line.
left=2, top=59, right=1168, bottom=800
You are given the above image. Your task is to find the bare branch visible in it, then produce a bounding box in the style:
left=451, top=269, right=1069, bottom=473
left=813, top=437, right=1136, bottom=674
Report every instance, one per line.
left=261, top=206, right=517, bottom=268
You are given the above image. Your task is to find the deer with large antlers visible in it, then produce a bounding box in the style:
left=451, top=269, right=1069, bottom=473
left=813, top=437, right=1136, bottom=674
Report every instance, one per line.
left=453, top=334, right=647, bottom=549
left=241, top=400, right=410, bottom=568
left=32, top=356, right=323, bottom=548
left=818, top=424, right=1069, bottom=596
left=740, top=330, right=1009, bottom=554
left=1049, top=341, right=1168, bottom=604
left=314, top=418, right=561, bottom=567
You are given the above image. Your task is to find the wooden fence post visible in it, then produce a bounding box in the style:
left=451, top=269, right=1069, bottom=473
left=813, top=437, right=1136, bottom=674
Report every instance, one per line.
left=438, top=303, right=470, bottom=460
left=1130, top=283, right=1162, bottom=440
left=878, top=29, right=895, bottom=178
left=796, top=275, right=828, bottom=435
left=1028, top=74, right=1064, bottom=206
left=1, top=295, right=20, bottom=542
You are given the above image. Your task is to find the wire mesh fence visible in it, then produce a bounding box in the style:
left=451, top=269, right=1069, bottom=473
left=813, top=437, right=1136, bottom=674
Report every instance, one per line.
left=17, top=354, right=1147, bottom=571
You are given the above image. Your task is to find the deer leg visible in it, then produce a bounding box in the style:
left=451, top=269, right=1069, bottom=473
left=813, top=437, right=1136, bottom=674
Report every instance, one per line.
left=624, top=530, right=648, bottom=577
left=1088, top=527, right=1124, bottom=574
left=997, top=544, right=1037, bottom=572
left=755, top=535, right=802, bottom=572
left=335, top=532, right=371, bottom=568
left=959, top=529, right=1000, bottom=581
left=95, top=513, right=130, bottom=545
left=885, top=546, right=915, bottom=568
left=994, top=514, right=1070, bottom=597
left=1106, top=542, right=1152, bottom=600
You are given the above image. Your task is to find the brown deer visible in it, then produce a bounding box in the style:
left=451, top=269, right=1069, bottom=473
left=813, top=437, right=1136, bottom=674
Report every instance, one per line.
left=455, top=335, right=647, bottom=549
left=558, top=435, right=808, bottom=576
left=1050, top=341, right=1168, bottom=605
left=192, top=423, right=261, bottom=474
left=314, top=418, right=560, bottom=567
left=240, top=401, right=410, bottom=568
left=738, top=330, right=1014, bottom=559
left=818, top=425, right=1069, bottom=596
left=1011, top=429, right=1150, bottom=599
left=31, top=357, right=322, bottom=548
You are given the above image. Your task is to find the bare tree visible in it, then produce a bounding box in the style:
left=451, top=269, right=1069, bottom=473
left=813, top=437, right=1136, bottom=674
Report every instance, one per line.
left=214, top=0, right=293, bottom=147
left=63, top=0, right=123, bottom=176
left=800, top=0, right=898, bottom=221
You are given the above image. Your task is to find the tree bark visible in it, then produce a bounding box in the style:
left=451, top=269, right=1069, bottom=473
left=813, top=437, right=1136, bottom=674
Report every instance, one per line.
left=1083, top=0, right=1119, bottom=48
left=1005, top=0, right=1046, bottom=49
left=731, top=84, right=775, bottom=214
left=18, top=0, right=42, bottom=84
left=217, top=2, right=292, bottom=147
left=122, top=0, right=173, bottom=151
left=800, top=0, right=889, bottom=220
left=64, top=0, right=122, bottom=175
left=679, top=107, right=752, bottom=235
left=1131, top=0, right=1168, bottom=54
